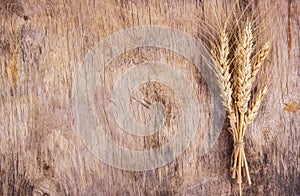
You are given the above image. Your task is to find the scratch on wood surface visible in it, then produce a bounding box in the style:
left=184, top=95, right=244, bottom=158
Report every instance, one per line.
left=287, top=0, right=292, bottom=56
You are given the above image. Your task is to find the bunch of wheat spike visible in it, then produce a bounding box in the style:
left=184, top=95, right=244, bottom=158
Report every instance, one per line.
left=211, top=21, right=270, bottom=195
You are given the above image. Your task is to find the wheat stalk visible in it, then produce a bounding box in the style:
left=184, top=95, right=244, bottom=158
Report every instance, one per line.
left=212, top=21, right=270, bottom=195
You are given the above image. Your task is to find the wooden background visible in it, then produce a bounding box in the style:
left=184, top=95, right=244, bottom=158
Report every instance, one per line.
left=0, top=0, right=299, bottom=195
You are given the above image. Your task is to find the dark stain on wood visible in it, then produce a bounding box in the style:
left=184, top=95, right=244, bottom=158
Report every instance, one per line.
left=0, top=0, right=28, bottom=20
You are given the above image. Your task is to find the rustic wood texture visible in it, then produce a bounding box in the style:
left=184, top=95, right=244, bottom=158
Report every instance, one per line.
left=0, top=0, right=299, bottom=195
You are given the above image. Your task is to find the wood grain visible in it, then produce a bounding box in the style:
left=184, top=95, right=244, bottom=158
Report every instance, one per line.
left=0, top=0, right=299, bottom=195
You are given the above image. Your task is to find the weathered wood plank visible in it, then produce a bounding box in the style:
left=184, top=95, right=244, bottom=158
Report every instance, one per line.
left=0, top=0, right=299, bottom=195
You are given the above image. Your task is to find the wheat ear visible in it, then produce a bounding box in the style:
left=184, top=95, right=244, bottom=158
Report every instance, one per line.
left=212, top=29, right=237, bottom=133
left=246, top=85, right=268, bottom=124
left=234, top=23, right=253, bottom=114
left=249, top=42, right=270, bottom=84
